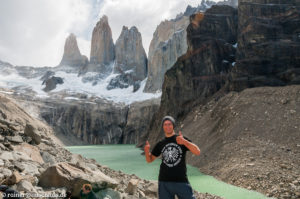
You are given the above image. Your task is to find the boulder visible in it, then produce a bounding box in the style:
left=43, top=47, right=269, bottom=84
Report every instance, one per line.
left=24, top=124, right=41, bottom=144
left=144, top=181, right=158, bottom=198
left=6, top=136, right=23, bottom=143
left=13, top=161, right=25, bottom=172
left=40, top=151, right=56, bottom=165
left=21, top=162, right=40, bottom=176
left=0, top=135, right=4, bottom=142
left=0, top=151, right=14, bottom=161
left=125, top=179, right=139, bottom=195
left=3, top=171, right=23, bottom=185
left=1, top=168, right=12, bottom=178
left=38, top=162, right=118, bottom=197
left=0, top=143, right=5, bottom=150
left=17, top=180, right=36, bottom=192
left=12, top=143, right=44, bottom=164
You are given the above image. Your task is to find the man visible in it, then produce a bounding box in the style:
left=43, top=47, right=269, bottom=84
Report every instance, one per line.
left=144, top=116, right=201, bottom=199
left=80, top=184, right=98, bottom=199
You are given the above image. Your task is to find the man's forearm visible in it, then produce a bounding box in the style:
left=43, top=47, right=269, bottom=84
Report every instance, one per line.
left=183, top=140, right=201, bottom=155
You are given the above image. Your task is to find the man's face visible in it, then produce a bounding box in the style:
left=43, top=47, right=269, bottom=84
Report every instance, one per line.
left=163, top=120, right=174, bottom=135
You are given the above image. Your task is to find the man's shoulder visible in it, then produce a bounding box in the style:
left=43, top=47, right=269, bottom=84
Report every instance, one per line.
left=153, top=139, right=163, bottom=147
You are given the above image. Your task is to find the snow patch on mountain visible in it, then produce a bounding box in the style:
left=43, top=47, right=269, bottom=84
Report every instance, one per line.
left=0, top=63, right=161, bottom=104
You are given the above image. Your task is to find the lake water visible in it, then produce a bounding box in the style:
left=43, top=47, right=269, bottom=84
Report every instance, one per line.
left=66, top=144, right=271, bottom=199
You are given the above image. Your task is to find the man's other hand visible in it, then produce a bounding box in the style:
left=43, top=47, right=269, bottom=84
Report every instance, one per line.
left=176, top=131, right=186, bottom=145
left=144, top=140, right=150, bottom=152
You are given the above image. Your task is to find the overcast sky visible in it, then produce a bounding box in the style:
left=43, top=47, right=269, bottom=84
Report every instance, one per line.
left=0, top=0, right=220, bottom=67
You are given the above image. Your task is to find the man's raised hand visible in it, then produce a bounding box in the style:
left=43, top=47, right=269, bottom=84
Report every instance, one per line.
left=144, top=140, right=150, bottom=152
left=176, top=131, right=186, bottom=145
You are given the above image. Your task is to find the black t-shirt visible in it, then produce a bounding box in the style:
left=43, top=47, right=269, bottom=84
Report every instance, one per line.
left=151, top=134, right=191, bottom=182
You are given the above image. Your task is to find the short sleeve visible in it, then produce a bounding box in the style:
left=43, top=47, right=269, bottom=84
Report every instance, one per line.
left=184, top=136, right=192, bottom=142
left=183, top=136, right=192, bottom=151
left=151, top=141, right=162, bottom=157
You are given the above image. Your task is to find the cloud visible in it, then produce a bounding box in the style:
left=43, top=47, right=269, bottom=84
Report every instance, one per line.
left=99, top=0, right=200, bottom=54
left=0, top=0, right=223, bottom=67
left=0, top=0, right=92, bottom=67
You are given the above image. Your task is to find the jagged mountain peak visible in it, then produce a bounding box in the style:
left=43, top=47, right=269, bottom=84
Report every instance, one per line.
left=59, top=33, right=88, bottom=68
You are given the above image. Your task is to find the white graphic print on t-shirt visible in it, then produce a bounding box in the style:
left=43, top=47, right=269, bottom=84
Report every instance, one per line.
left=162, top=143, right=183, bottom=167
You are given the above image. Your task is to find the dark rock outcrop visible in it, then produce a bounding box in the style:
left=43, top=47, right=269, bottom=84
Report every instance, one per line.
left=142, top=5, right=238, bottom=145
left=59, top=33, right=88, bottom=68
left=42, top=76, right=64, bottom=92
left=107, top=73, right=139, bottom=91
left=230, top=0, right=300, bottom=90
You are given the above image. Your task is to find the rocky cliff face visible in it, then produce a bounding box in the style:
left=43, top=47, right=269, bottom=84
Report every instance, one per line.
left=123, top=99, right=160, bottom=144
left=144, top=3, right=213, bottom=94
left=114, top=26, right=147, bottom=81
left=39, top=98, right=160, bottom=145
left=40, top=100, right=127, bottom=144
left=83, top=15, right=115, bottom=75
left=142, top=5, right=238, bottom=145
left=107, top=26, right=147, bottom=90
left=143, top=16, right=190, bottom=93
left=230, top=0, right=300, bottom=90
left=143, top=2, right=238, bottom=93
left=59, top=33, right=88, bottom=68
